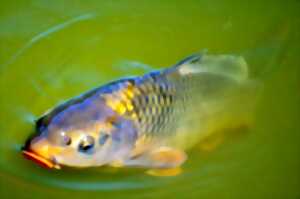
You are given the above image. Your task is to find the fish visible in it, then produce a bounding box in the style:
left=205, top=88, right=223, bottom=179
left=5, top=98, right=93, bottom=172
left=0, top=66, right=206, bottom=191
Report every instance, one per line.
left=22, top=53, right=251, bottom=170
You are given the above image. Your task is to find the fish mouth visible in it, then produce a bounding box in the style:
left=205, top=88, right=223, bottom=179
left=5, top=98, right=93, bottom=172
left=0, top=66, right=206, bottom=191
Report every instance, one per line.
left=22, top=149, right=61, bottom=169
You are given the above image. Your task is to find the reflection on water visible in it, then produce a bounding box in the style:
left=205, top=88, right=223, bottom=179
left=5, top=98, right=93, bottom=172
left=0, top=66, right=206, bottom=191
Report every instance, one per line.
left=0, top=0, right=299, bottom=198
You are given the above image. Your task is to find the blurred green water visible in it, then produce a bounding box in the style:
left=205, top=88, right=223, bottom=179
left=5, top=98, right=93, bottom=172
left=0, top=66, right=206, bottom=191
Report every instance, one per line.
left=0, top=0, right=299, bottom=198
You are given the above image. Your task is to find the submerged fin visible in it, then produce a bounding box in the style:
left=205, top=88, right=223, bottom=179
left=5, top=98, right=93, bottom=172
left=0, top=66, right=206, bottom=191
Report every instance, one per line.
left=146, top=167, right=182, bottom=177
left=166, top=53, right=248, bottom=83
left=198, top=133, right=225, bottom=152
left=124, top=147, right=187, bottom=169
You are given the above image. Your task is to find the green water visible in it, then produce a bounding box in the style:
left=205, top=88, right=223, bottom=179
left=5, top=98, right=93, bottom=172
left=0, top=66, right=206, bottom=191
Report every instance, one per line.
left=0, top=1, right=299, bottom=198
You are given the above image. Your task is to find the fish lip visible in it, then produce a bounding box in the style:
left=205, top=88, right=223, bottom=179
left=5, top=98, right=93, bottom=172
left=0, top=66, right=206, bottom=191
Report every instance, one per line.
left=22, top=149, right=61, bottom=170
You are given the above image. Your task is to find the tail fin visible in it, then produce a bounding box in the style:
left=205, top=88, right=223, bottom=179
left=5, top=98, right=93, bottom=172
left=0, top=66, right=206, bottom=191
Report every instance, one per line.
left=168, top=53, right=249, bottom=83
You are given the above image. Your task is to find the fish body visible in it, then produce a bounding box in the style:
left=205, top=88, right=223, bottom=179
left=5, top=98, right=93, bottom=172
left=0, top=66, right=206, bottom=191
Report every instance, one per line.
left=23, top=53, right=250, bottom=169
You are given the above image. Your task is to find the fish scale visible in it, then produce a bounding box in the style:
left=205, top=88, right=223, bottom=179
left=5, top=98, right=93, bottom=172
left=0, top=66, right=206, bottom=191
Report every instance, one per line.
left=102, top=71, right=180, bottom=139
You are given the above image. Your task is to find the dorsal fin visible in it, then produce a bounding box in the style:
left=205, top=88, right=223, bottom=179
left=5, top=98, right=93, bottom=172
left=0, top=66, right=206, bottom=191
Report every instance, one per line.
left=173, top=54, right=202, bottom=67
left=166, top=53, right=249, bottom=83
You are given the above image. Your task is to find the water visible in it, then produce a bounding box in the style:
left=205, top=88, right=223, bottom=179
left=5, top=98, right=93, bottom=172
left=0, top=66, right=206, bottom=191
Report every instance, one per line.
left=0, top=1, right=299, bottom=198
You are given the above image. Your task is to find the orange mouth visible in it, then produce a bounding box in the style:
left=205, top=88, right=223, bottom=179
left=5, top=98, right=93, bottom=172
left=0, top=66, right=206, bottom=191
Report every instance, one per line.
left=22, top=150, right=61, bottom=169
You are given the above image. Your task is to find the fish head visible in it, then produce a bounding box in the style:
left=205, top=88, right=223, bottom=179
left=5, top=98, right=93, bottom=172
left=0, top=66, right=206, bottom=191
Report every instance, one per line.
left=23, top=98, right=138, bottom=169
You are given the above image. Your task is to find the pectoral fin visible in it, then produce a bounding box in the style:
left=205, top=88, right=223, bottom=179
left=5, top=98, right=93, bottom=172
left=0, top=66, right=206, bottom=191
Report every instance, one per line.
left=146, top=167, right=182, bottom=177
left=124, top=146, right=187, bottom=169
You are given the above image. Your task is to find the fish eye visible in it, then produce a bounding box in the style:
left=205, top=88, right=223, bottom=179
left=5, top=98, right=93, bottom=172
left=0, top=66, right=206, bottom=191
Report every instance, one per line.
left=99, top=132, right=110, bottom=145
left=78, top=135, right=95, bottom=153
